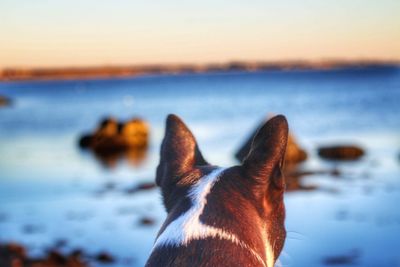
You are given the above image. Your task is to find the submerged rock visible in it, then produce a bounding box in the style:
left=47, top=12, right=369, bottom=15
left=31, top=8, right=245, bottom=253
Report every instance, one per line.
left=0, top=242, right=88, bottom=267
left=284, top=168, right=341, bottom=192
left=95, top=252, right=115, bottom=263
left=125, top=182, right=156, bottom=195
left=322, top=249, right=360, bottom=266
left=318, top=145, right=365, bottom=161
left=78, top=116, right=149, bottom=167
left=0, top=96, right=11, bottom=107
left=22, top=224, right=45, bottom=234
left=235, top=116, right=307, bottom=165
left=139, top=217, right=155, bottom=226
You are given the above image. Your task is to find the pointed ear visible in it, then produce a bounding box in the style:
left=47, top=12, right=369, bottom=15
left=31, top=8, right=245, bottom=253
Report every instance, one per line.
left=156, top=114, right=208, bottom=186
left=242, top=115, right=289, bottom=190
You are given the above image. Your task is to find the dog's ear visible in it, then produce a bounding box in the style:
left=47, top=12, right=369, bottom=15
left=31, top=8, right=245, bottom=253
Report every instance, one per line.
left=156, top=114, right=208, bottom=186
left=242, top=115, right=288, bottom=193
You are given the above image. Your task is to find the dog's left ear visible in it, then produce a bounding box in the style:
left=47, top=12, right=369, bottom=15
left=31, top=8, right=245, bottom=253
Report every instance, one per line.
left=156, top=114, right=208, bottom=187
left=242, top=115, right=288, bottom=193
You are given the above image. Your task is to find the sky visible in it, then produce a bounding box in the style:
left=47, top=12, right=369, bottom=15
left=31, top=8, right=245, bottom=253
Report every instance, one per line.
left=1, top=0, right=400, bottom=68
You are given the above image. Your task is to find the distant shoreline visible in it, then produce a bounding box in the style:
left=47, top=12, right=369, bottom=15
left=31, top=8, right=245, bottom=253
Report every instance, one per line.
left=1, top=60, right=399, bottom=82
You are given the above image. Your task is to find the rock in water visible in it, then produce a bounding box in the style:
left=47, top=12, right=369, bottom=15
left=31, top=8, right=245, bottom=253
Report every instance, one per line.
left=121, top=118, right=149, bottom=148
left=235, top=116, right=307, bottom=165
left=78, top=134, right=93, bottom=148
left=95, top=252, right=115, bottom=263
left=318, top=145, right=365, bottom=161
left=96, top=117, right=119, bottom=137
left=0, top=96, right=11, bottom=107
left=285, top=134, right=308, bottom=164
left=78, top=116, right=149, bottom=167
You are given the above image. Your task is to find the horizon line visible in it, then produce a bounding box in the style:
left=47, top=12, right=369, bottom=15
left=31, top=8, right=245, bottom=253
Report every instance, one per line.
left=2, top=58, right=400, bottom=71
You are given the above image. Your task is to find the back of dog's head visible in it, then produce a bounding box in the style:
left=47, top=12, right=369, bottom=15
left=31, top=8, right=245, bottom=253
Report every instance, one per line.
left=150, top=114, right=288, bottom=267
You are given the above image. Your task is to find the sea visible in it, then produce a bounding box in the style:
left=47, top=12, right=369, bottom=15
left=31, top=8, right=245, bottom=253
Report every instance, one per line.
left=0, top=67, right=400, bottom=267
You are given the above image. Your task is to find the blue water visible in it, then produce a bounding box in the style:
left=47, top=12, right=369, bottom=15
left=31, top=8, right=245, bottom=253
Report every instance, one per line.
left=1, top=68, right=400, bottom=267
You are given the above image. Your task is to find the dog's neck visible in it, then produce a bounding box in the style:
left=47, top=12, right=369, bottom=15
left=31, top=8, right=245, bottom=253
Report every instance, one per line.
left=152, top=168, right=274, bottom=267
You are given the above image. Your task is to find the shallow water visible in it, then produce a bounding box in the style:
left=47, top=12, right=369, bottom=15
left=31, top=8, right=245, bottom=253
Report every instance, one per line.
left=1, top=68, right=400, bottom=266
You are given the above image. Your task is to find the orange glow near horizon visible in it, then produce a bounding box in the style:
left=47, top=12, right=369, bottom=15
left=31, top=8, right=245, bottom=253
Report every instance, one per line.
left=1, top=0, right=400, bottom=68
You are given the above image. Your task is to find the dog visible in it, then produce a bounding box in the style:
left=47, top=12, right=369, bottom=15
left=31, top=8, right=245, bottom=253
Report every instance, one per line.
left=146, top=114, right=288, bottom=267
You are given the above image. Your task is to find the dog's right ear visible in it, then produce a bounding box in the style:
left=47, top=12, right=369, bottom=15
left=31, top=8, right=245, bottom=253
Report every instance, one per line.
left=242, top=115, right=289, bottom=194
left=156, top=114, right=208, bottom=187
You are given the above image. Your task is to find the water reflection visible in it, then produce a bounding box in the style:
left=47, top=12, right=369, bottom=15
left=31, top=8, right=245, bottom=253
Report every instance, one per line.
left=91, top=146, right=148, bottom=168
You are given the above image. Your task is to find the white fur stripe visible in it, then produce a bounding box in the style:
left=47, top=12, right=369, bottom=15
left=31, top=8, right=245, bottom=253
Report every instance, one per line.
left=152, top=168, right=272, bottom=267
left=265, top=233, right=275, bottom=267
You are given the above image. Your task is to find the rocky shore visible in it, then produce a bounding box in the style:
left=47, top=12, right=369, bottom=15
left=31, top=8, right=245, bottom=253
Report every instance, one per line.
left=0, top=243, right=88, bottom=267
left=1, top=60, right=398, bottom=82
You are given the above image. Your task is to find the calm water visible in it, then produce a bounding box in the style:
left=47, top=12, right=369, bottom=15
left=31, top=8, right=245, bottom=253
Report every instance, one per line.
left=1, top=68, right=400, bottom=267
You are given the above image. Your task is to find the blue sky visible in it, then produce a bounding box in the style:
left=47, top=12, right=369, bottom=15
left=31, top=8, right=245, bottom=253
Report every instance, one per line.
left=1, top=0, right=399, bottom=67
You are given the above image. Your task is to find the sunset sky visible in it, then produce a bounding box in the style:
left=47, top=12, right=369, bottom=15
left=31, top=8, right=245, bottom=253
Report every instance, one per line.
left=1, top=0, right=400, bottom=68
